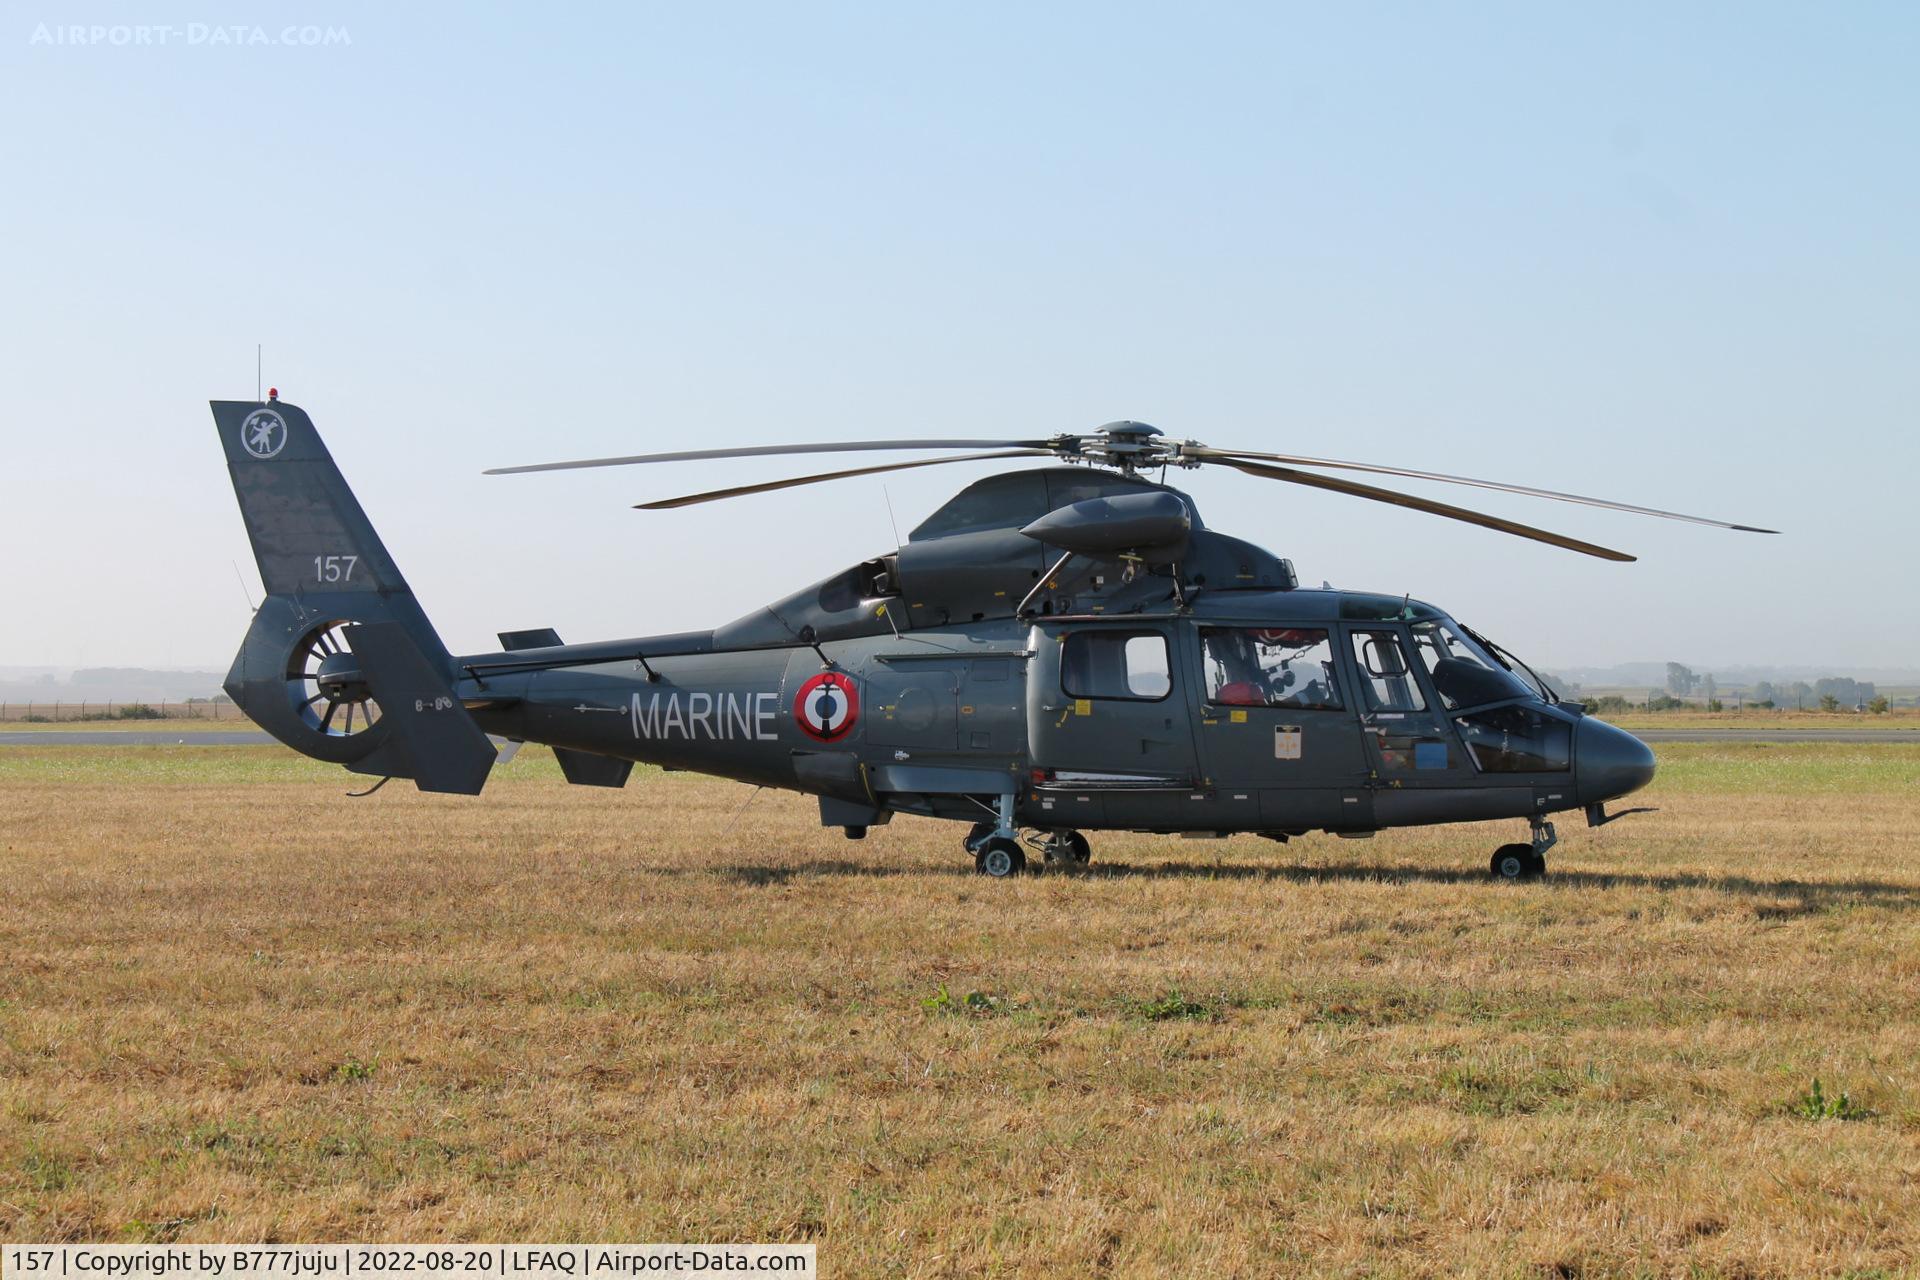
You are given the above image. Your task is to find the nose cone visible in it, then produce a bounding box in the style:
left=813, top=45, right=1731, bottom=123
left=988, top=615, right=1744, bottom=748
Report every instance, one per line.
left=1576, top=717, right=1656, bottom=804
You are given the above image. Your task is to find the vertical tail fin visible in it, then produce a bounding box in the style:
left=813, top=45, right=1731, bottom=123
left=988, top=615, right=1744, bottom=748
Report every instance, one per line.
left=213, top=398, right=444, bottom=660
left=214, top=398, right=494, bottom=794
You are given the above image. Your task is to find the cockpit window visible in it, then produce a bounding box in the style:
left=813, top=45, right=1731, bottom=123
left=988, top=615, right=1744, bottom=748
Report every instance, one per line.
left=1338, top=594, right=1441, bottom=622
left=1410, top=620, right=1533, bottom=710
left=1348, top=629, right=1427, bottom=711
left=1200, top=627, right=1343, bottom=710
left=1454, top=705, right=1572, bottom=772
left=1456, top=622, right=1560, bottom=702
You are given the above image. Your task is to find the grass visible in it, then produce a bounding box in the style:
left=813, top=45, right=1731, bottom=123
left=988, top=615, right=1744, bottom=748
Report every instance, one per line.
left=1122, top=990, right=1224, bottom=1023
left=1, top=741, right=1918, bottom=1276
left=921, top=985, right=1014, bottom=1017
left=1790, top=1078, right=1875, bottom=1123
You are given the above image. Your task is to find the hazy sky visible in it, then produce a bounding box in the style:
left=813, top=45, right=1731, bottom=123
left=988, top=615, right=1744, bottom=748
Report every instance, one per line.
left=2, top=3, right=1914, bottom=673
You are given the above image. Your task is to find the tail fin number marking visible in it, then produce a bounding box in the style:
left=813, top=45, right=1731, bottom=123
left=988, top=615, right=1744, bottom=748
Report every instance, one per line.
left=313, top=555, right=359, bottom=584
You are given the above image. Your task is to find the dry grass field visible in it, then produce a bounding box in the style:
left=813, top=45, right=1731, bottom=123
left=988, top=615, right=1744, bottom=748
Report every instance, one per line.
left=0, top=719, right=247, bottom=733
left=1597, top=710, right=1920, bottom=733
left=2, top=742, right=1918, bottom=1277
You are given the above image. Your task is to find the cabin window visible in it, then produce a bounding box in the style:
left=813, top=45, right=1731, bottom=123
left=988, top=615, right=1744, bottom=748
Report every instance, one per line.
left=1061, top=631, right=1171, bottom=701
left=1454, top=705, right=1572, bottom=772
left=1200, top=627, right=1343, bottom=710
left=1409, top=620, right=1531, bottom=710
left=1349, top=629, right=1427, bottom=711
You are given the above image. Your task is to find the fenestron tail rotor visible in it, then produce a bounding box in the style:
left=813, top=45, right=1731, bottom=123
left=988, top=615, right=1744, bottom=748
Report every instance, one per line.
left=486, top=418, right=1777, bottom=559
left=287, top=621, right=382, bottom=739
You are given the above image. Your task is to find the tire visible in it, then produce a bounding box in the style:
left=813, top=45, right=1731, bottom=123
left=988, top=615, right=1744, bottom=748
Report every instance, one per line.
left=1064, top=830, right=1091, bottom=865
left=975, top=837, right=1026, bottom=878
left=965, top=821, right=995, bottom=853
left=1490, top=843, right=1539, bottom=881
left=1042, top=830, right=1091, bottom=867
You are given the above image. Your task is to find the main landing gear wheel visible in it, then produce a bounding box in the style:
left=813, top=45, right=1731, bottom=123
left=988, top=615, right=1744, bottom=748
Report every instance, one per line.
left=1490, top=843, right=1545, bottom=881
left=974, top=836, right=1026, bottom=878
left=1043, top=830, right=1092, bottom=868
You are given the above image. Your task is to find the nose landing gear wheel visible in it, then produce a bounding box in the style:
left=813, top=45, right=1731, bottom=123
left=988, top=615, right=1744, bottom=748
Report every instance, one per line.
left=974, top=836, right=1026, bottom=878
left=1490, top=843, right=1545, bottom=881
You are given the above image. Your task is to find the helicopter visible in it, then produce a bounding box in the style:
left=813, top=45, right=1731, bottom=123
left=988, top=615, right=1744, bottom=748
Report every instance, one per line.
left=212, top=396, right=1774, bottom=881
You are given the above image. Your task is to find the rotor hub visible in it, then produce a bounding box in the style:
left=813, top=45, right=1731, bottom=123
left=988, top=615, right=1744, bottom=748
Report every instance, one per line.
left=1069, top=421, right=1202, bottom=473
left=314, top=651, right=371, bottom=703
left=286, top=621, right=383, bottom=738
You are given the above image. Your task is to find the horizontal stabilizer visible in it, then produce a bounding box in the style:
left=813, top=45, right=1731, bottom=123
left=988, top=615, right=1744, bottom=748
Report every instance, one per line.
left=553, top=748, right=633, bottom=788
left=346, top=622, right=497, bottom=795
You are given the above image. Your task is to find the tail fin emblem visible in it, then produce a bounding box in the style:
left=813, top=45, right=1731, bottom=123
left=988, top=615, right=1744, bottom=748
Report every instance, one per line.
left=241, top=408, right=287, bottom=459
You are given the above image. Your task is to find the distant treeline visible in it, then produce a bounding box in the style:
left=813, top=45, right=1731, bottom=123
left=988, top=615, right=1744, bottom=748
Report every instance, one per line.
left=1548, top=662, right=1903, bottom=712
left=0, top=667, right=226, bottom=703
left=1662, top=663, right=1878, bottom=707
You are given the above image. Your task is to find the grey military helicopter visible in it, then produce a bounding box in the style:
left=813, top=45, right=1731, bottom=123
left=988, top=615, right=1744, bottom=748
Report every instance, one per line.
left=214, top=396, right=1773, bottom=881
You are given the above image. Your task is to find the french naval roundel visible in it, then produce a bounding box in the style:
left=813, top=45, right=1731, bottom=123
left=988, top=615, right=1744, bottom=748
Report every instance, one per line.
left=793, top=670, right=859, bottom=742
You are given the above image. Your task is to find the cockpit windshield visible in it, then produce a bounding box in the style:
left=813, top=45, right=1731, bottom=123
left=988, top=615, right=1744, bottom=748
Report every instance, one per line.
left=1409, top=620, right=1536, bottom=709
left=1456, top=623, right=1564, bottom=703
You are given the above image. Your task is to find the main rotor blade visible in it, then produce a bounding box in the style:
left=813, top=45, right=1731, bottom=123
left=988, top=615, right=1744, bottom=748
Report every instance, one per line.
left=488, top=438, right=1058, bottom=476
left=634, top=450, right=1051, bottom=510
left=1211, top=457, right=1637, bottom=562
left=1190, top=447, right=1777, bottom=534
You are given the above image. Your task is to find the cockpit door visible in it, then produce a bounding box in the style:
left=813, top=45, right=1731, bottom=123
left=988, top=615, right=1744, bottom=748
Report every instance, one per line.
left=1343, top=625, right=1471, bottom=783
